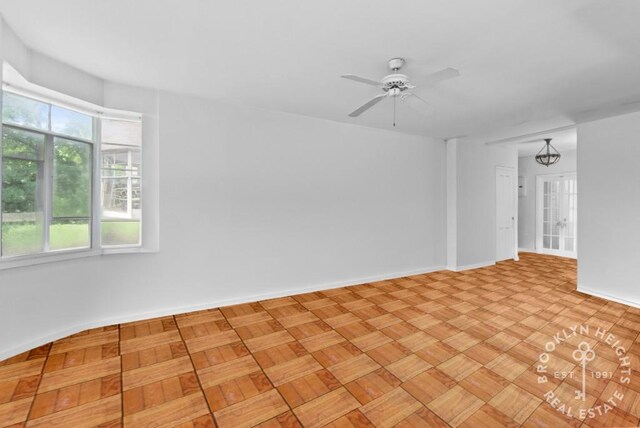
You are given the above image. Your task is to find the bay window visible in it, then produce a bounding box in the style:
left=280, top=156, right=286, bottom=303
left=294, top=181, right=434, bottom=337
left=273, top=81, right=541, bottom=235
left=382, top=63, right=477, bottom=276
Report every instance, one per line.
left=0, top=90, right=142, bottom=261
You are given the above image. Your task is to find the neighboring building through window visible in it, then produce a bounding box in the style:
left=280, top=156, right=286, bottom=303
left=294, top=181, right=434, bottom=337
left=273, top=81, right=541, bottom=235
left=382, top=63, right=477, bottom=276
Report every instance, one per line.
left=0, top=90, right=142, bottom=259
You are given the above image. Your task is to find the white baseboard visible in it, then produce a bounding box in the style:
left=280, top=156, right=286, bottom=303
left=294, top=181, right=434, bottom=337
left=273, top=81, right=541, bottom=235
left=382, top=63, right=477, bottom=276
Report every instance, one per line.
left=0, top=264, right=446, bottom=361
left=577, top=286, right=640, bottom=310
left=449, top=261, right=496, bottom=272
left=518, top=248, right=535, bottom=253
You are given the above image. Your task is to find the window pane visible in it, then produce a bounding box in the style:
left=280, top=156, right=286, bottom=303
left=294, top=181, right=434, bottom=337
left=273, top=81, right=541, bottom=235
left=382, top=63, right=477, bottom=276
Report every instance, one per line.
left=2, top=92, right=49, bottom=130
left=102, top=119, right=141, bottom=146
left=101, top=177, right=141, bottom=218
left=51, top=105, right=92, bottom=140
left=101, top=220, right=140, bottom=246
left=102, top=144, right=140, bottom=176
left=101, top=141, right=141, bottom=246
left=53, top=138, right=92, bottom=218
left=1, top=128, right=46, bottom=256
left=50, top=219, right=90, bottom=250
left=1, top=127, right=45, bottom=160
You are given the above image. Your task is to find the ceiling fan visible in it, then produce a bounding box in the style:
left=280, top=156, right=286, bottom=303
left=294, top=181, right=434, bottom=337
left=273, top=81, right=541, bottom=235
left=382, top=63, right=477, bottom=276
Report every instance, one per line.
left=341, top=58, right=459, bottom=125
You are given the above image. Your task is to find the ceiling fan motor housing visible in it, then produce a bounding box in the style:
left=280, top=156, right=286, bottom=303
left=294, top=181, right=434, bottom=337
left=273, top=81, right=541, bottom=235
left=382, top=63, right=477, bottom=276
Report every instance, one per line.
left=382, top=74, right=413, bottom=95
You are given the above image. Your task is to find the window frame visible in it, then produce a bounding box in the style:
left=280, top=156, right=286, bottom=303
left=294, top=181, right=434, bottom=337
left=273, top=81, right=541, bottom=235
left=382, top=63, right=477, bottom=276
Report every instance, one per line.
left=0, top=89, right=143, bottom=269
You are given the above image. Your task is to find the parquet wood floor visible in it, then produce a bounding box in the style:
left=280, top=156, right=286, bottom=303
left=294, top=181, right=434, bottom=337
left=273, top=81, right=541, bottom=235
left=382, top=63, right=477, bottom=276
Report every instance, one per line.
left=2, top=253, right=640, bottom=427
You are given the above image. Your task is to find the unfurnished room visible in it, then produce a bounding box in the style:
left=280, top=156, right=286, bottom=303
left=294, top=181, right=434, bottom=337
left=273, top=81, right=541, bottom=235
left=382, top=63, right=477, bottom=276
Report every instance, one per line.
left=1, top=1, right=640, bottom=427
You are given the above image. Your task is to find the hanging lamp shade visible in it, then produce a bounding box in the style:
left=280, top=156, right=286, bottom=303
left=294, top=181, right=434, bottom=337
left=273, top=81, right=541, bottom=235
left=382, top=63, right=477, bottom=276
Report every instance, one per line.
left=535, top=138, right=561, bottom=167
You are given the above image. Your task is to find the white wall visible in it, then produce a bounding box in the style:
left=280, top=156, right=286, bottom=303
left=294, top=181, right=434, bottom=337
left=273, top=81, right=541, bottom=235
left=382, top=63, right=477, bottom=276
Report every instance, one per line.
left=454, top=139, right=518, bottom=269
left=578, top=112, right=640, bottom=307
left=0, top=28, right=446, bottom=359
left=517, top=150, right=577, bottom=251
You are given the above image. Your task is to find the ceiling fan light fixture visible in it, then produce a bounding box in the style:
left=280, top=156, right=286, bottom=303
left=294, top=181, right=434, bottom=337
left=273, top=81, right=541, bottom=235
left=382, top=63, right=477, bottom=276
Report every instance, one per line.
left=535, top=138, right=561, bottom=167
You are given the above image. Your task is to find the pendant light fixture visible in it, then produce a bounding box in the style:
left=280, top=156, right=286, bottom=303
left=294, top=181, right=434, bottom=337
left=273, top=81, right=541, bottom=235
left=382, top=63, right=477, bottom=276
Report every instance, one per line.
left=535, top=138, right=561, bottom=167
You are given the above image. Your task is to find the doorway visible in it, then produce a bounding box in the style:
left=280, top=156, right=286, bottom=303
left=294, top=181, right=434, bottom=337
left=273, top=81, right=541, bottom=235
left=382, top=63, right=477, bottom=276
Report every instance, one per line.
left=496, top=167, right=517, bottom=262
left=536, top=174, right=577, bottom=258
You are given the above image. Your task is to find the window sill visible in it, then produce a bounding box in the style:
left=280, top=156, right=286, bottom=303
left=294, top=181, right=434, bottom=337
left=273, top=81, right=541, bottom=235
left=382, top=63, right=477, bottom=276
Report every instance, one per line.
left=0, top=246, right=154, bottom=270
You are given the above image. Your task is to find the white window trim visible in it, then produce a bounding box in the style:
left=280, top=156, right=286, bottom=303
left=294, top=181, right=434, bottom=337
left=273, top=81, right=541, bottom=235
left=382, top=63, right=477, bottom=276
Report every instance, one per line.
left=0, top=87, right=144, bottom=270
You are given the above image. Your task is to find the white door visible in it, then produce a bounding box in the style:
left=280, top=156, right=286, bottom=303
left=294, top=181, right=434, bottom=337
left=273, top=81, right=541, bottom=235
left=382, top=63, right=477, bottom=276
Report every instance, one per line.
left=536, top=174, right=577, bottom=258
left=496, top=167, right=516, bottom=262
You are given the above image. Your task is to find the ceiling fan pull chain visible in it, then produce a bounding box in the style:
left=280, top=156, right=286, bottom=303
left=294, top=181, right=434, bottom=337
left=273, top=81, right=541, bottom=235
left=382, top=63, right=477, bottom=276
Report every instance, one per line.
left=393, top=95, right=396, bottom=127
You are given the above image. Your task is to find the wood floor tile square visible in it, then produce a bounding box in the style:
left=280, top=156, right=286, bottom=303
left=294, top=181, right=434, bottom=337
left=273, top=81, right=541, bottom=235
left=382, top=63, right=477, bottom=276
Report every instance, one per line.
left=489, top=384, right=542, bottom=424
left=437, top=354, right=482, bottom=381
left=214, top=389, right=288, bottom=427
left=190, top=341, right=250, bottom=371
left=366, top=342, right=412, bottom=366
left=359, top=387, right=423, bottom=428
left=395, top=406, right=448, bottom=427
left=401, top=368, right=456, bottom=405
left=397, top=331, right=437, bottom=352
left=427, top=385, right=484, bottom=427
left=443, top=331, right=481, bottom=352
left=350, top=331, right=392, bottom=352
left=345, top=368, right=401, bottom=405
left=125, top=371, right=201, bottom=416
left=507, top=341, right=543, bottom=365
left=0, top=397, right=33, bottom=427
left=123, top=356, right=194, bottom=391
left=312, top=342, right=361, bottom=368
left=293, top=387, right=360, bottom=428
left=485, top=353, right=529, bottom=381
left=385, top=354, right=432, bottom=382
left=277, top=312, right=319, bottom=329
left=299, top=330, right=345, bottom=352
left=513, top=365, right=561, bottom=398
left=322, top=409, right=374, bottom=427
left=263, top=354, right=322, bottom=386
left=175, top=309, right=224, bottom=328
left=366, top=313, right=402, bottom=330
left=328, top=354, right=380, bottom=384
left=203, top=371, right=272, bottom=412
left=319, top=313, right=358, bottom=330
left=49, top=330, right=118, bottom=355
left=459, top=367, right=509, bottom=402
left=415, top=341, right=458, bottom=366
left=244, top=330, right=296, bottom=353
left=459, top=403, right=519, bottom=428
left=253, top=342, right=309, bottom=369
left=486, top=332, right=521, bottom=351
left=197, top=355, right=261, bottom=388
left=28, top=394, right=122, bottom=428
left=266, top=303, right=308, bottom=320
left=277, top=369, right=340, bottom=408
left=31, top=373, right=120, bottom=419
left=121, top=341, right=188, bottom=372
left=39, top=357, right=121, bottom=393
left=254, top=410, right=301, bottom=428
left=463, top=342, right=502, bottom=365
left=184, top=330, right=240, bottom=354
left=287, top=321, right=332, bottom=340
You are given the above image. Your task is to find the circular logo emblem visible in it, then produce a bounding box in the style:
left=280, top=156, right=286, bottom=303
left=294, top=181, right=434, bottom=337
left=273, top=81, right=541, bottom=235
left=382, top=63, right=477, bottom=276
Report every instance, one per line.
left=537, top=324, right=632, bottom=420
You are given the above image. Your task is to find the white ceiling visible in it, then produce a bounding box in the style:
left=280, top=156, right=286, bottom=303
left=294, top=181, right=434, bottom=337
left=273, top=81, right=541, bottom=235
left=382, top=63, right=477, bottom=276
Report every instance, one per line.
left=1, top=0, right=640, bottom=138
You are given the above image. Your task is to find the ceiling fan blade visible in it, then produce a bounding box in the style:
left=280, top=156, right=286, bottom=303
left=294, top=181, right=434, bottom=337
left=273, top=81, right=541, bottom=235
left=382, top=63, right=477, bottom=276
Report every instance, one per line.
left=348, top=93, right=388, bottom=117
left=402, top=92, right=434, bottom=116
left=419, top=67, right=460, bottom=86
left=341, top=74, right=381, bottom=87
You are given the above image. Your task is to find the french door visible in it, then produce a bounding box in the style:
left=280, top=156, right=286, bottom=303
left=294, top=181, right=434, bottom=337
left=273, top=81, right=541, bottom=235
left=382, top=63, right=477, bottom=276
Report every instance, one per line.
left=536, top=174, right=577, bottom=258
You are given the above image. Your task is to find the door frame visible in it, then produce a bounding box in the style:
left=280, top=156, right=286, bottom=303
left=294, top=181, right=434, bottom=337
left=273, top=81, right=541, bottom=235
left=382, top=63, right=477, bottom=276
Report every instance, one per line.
left=495, top=166, right=518, bottom=262
left=535, top=172, right=577, bottom=258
